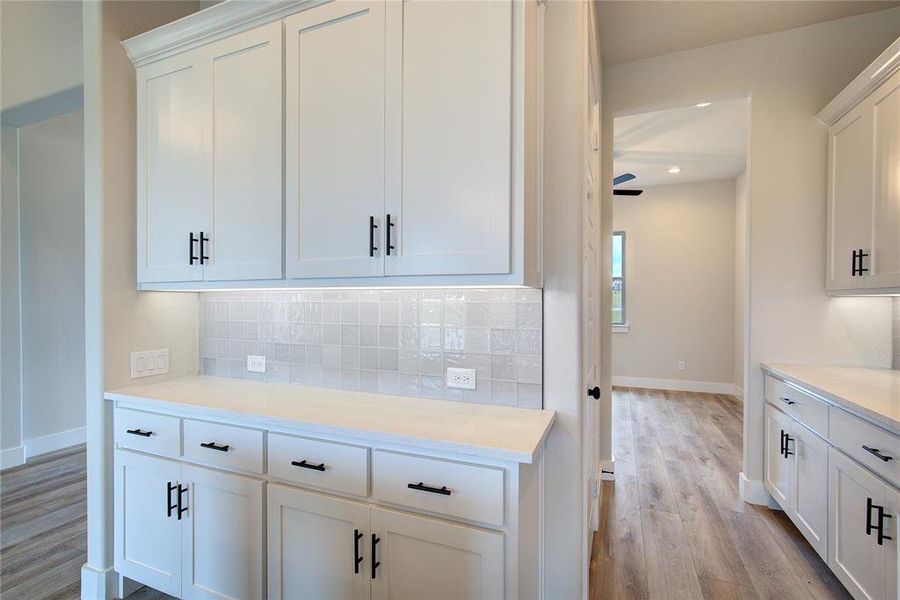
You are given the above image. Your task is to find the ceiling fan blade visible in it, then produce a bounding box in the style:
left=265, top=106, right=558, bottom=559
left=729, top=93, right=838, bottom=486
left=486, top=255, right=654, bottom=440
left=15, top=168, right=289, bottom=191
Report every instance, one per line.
left=613, top=189, right=643, bottom=196
left=612, top=172, right=637, bottom=186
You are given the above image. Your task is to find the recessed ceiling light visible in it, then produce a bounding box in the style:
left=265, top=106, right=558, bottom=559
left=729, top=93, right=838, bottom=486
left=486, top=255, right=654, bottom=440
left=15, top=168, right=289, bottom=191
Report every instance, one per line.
left=668, top=166, right=682, bottom=174
left=695, top=102, right=712, bottom=108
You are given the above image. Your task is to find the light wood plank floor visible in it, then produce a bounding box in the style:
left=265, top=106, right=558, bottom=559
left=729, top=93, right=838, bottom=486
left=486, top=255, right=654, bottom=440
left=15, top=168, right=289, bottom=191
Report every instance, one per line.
left=590, top=387, right=851, bottom=600
left=1, top=444, right=86, bottom=600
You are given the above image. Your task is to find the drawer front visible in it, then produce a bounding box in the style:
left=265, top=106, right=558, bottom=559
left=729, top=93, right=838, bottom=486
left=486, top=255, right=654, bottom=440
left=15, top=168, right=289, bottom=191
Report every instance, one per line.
left=268, top=433, right=368, bottom=497
left=115, top=408, right=180, bottom=458
left=765, top=375, right=829, bottom=437
left=183, top=419, right=264, bottom=474
left=372, top=450, right=504, bottom=527
left=830, top=407, right=899, bottom=487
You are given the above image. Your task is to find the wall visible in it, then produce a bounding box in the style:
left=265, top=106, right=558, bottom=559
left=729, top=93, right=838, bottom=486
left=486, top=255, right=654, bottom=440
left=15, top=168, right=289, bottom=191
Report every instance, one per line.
left=612, top=179, right=736, bottom=388
left=734, top=169, right=748, bottom=394
left=894, top=299, right=900, bottom=370
left=200, top=289, right=543, bottom=409
left=603, top=7, right=897, bottom=503
left=19, top=110, right=86, bottom=449
left=1, top=125, right=22, bottom=464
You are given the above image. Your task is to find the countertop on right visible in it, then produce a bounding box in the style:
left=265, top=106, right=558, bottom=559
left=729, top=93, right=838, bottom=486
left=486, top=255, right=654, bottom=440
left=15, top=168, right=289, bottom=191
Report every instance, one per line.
left=762, top=363, right=900, bottom=432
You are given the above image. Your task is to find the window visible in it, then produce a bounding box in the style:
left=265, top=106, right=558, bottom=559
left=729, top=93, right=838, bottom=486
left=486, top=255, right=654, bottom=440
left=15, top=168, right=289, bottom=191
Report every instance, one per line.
left=612, top=231, right=626, bottom=326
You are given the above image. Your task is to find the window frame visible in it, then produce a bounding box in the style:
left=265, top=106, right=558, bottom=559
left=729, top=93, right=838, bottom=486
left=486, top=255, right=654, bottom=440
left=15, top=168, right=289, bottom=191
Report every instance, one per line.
left=612, top=230, right=627, bottom=328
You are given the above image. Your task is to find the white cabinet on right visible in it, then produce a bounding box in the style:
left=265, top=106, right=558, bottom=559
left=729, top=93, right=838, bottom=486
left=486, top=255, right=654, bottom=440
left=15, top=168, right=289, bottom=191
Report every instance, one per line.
left=821, top=40, right=900, bottom=295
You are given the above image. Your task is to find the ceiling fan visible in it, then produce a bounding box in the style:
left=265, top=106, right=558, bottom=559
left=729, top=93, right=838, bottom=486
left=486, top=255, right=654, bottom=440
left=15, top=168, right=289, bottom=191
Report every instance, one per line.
left=613, top=172, right=643, bottom=196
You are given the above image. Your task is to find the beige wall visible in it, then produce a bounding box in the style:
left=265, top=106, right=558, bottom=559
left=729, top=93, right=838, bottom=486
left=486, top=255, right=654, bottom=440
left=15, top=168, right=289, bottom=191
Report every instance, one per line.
left=1, top=125, right=21, bottom=458
left=613, top=179, right=736, bottom=385
left=734, top=169, right=748, bottom=394
left=894, top=299, right=900, bottom=370
left=603, top=7, right=896, bottom=497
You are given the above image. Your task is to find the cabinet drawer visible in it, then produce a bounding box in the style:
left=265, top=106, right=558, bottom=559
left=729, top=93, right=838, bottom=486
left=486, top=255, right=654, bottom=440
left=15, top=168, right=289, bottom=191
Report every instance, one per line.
left=115, top=408, right=180, bottom=458
left=765, top=376, right=829, bottom=437
left=830, top=407, right=899, bottom=487
left=267, top=433, right=368, bottom=497
left=183, top=419, right=264, bottom=474
left=372, top=450, right=504, bottom=527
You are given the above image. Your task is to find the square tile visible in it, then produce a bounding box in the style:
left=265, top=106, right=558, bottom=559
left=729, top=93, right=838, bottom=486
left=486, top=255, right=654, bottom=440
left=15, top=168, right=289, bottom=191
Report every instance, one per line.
left=419, top=351, right=443, bottom=376
left=517, top=329, right=542, bottom=355
left=516, top=355, right=542, bottom=383
left=341, top=325, right=360, bottom=346
left=490, top=301, right=516, bottom=328
left=360, top=302, right=379, bottom=325
left=380, top=302, right=399, bottom=325
left=360, top=325, right=379, bottom=347
left=444, top=328, right=465, bottom=351
left=379, top=325, right=399, bottom=348
left=517, top=302, right=542, bottom=328
left=465, top=302, right=490, bottom=327
left=490, top=329, right=517, bottom=354
left=360, top=347, right=379, bottom=369
left=491, top=355, right=516, bottom=381
left=420, top=326, right=442, bottom=351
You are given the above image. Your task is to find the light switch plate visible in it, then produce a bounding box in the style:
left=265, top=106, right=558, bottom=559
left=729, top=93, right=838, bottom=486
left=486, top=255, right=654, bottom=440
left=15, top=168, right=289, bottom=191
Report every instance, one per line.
left=247, top=354, right=267, bottom=373
left=446, top=367, right=476, bottom=390
left=131, top=349, right=170, bottom=379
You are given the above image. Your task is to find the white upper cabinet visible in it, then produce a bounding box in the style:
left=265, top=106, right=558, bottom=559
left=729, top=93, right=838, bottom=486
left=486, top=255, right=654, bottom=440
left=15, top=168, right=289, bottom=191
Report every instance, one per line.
left=821, top=41, right=900, bottom=295
left=384, top=0, right=512, bottom=277
left=285, top=2, right=386, bottom=279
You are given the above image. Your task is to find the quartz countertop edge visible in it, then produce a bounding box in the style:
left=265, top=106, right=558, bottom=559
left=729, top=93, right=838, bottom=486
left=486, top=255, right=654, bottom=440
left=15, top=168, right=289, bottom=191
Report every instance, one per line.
left=104, top=376, right=556, bottom=464
left=762, top=363, right=900, bottom=432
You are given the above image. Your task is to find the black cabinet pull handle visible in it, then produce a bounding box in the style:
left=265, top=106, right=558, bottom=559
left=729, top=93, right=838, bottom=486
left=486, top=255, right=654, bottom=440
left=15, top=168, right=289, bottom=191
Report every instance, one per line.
left=408, top=481, right=452, bottom=496
left=783, top=434, right=794, bottom=457
left=291, top=459, right=326, bottom=472
left=386, top=214, right=395, bottom=256
left=852, top=249, right=859, bottom=276
left=779, top=396, right=796, bottom=406
left=371, top=533, right=380, bottom=579
left=177, top=483, right=188, bottom=520
left=353, top=529, right=363, bottom=574
left=878, top=509, right=893, bottom=546
left=780, top=430, right=786, bottom=458
left=867, top=497, right=875, bottom=536
left=200, top=441, right=230, bottom=452
left=858, top=248, right=869, bottom=275
left=862, top=445, right=893, bottom=462
left=587, top=386, right=600, bottom=399
left=126, top=428, right=153, bottom=437
left=199, top=231, right=210, bottom=264
left=866, top=497, right=893, bottom=545
left=167, top=481, right=177, bottom=518
left=369, top=216, right=378, bottom=257
left=189, top=232, right=199, bottom=265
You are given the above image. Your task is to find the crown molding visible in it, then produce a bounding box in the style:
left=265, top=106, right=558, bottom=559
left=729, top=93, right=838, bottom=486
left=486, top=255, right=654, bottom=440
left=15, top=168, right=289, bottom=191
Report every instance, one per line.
left=122, top=0, right=326, bottom=68
left=817, top=37, right=900, bottom=126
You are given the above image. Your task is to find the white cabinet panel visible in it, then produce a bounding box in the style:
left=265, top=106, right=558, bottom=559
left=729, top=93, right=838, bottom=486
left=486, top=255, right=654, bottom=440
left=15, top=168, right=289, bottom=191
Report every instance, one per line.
left=885, top=485, right=899, bottom=600
left=792, top=424, right=829, bottom=560
left=285, top=2, right=386, bottom=279
left=268, top=433, right=369, bottom=497
left=114, top=451, right=183, bottom=597
left=370, top=507, right=504, bottom=600
left=267, top=484, right=371, bottom=600
left=384, top=0, right=512, bottom=277
left=137, top=52, right=207, bottom=283
left=870, top=72, right=900, bottom=290
left=202, top=23, right=283, bottom=281
left=181, top=464, right=265, bottom=600
left=765, top=404, right=793, bottom=509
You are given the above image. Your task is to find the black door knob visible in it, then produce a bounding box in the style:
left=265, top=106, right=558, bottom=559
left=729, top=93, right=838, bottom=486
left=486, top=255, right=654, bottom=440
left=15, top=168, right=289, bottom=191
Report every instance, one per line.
left=587, top=386, right=600, bottom=399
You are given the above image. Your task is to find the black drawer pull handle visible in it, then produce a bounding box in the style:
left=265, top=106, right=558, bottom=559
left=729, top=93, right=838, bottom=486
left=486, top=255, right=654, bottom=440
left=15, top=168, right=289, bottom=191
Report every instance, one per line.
left=408, top=482, right=451, bottom=496
left=779, top=397, right=796, bottom=406
left=200, top=442, right=230, bottom=452
left=167, top=481, right=177, bottom=518
left=126, top=428, right=153, bottom=437
left=386, top=213, right=395, bottom=256
left=353, top=529, right=363, bottom=574
left=369, top=216, right=378, bottom=257
left=371, top=533, right=380, bottom=579
left=291, top=459, right=326, bottom=472
left=862, top=445, right=893, bottom=462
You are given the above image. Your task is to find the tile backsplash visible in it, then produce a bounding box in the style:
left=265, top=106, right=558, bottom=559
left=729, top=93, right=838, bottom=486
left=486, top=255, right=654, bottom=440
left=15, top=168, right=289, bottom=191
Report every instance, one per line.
left=200, top=289, right=543, bottom=409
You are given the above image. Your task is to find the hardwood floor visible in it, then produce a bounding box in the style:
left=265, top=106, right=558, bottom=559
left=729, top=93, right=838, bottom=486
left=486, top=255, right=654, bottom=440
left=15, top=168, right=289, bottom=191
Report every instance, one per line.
left=589, top=387, right=851, bottom=600
left=0, top=444, right=86, bottom=600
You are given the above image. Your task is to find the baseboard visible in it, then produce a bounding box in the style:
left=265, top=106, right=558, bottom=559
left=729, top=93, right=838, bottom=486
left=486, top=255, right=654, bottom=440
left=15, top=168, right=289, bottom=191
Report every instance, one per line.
left=24, top=426, right=86, bottom=460
left=733, top=386, right=744, bottom=401
left=739, top=472, right=778, bottom=508
left=0, top=445, right=25, bottom=470
left=81, top=563, right=117, bottom=600
left=612, top=376, right=741, bottom=396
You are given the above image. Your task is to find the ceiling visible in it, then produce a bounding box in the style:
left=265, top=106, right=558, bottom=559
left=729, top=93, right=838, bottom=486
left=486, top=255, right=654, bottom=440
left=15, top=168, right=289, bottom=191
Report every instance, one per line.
left=613, top=97, right=749, bottom=188
left=596, top=1, right=900, bottom=65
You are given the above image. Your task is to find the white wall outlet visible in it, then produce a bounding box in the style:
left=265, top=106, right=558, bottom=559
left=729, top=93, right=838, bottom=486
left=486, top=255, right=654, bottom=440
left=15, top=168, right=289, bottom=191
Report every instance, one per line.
left=131, top=349, right=170, bottom=379
left=247, top=354, right=267, bottom=373
left=678, top=360, right=686, bottom=371
left=446, top=367, right=476, bottom=390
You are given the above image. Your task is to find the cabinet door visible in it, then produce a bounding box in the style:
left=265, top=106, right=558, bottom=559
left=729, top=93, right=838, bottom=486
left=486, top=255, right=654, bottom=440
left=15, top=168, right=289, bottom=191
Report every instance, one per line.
left=791, top=424, right=829, bottom=560
left=827, top=101, right=873, bottom=292
left=884, top=484, right=899, bottom=600
left=181, top=465, right=265, bottom=600
left=829, top=448, right=887, bottom=600
left=267, top=484, right=370, bottom=600
left=370, top=507, right=504, bottom=600
left=868, top=70, right=900, bottom=290
left=384, top=0, right=512, bottom=277
left=764, top=404, right=793, bottom=509
left=285, top=2, right=386, bottom=279
left=201, top=22, right=283, bottom=281
left=114, top=450, right=183, bottom=597
left=136, top=51, right=207, bottom=283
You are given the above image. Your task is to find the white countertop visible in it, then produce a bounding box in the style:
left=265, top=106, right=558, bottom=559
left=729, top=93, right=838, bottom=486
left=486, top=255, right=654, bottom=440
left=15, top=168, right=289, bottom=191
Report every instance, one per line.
left=105, top=376, right=555, bottom=463
left=762, top=363, right=900, bottom=432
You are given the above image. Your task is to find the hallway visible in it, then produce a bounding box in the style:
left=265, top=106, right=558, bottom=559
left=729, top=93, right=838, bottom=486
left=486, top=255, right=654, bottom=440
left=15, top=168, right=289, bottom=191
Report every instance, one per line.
left=589, top=387, right=850, bottom=600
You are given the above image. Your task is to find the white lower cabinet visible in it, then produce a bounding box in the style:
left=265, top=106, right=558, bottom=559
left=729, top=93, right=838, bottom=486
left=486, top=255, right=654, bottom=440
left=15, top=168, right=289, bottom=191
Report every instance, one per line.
left=765, top=404, right=793, bottom=509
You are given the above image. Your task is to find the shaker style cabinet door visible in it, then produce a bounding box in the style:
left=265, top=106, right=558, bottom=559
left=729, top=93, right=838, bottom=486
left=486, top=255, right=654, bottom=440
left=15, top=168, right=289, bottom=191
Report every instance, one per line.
left=267, top=484, right=371, bottom=600
left=384, top=0, right=513, bottom=277
left=136, top=50, right=207, bottom=284
left=284, top=2, right=386, bottom=279
left=764, top=404, right=793, bottom=509
left=791, top=424, right=829, bottom=560
left=200, top=22, right=283, bottom=282
left=868, top=70, right=900, bottom=290
left=180, top=465, right=265, bottom=600
left=114, top=451, right=183, bottom=597
left=369, top=507, right=504, bottom=600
